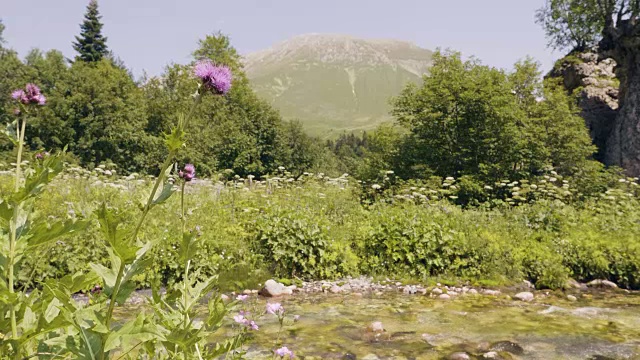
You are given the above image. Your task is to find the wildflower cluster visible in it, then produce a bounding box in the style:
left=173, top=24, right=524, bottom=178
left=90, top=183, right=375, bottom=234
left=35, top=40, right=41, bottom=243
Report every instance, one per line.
left=11, top=83, right=46, bottom=106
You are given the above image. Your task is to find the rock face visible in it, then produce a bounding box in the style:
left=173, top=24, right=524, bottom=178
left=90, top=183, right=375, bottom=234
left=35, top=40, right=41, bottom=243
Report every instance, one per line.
left=550, top=52, right=619, bottom=163
left=551, top=49, right=640, bottom=176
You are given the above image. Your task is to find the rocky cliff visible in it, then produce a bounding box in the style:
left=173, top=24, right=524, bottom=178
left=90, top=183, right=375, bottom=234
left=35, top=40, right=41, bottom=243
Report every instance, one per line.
left=549, top=52, right=619, bottom=164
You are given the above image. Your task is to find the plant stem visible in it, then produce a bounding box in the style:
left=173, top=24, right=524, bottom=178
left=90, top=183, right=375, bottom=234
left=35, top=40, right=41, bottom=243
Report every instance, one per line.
left=180, top=181, right=192, bottom=331
left=101, top=88, right=203, bottom=360
left=9, top=117, right=27, bottom=342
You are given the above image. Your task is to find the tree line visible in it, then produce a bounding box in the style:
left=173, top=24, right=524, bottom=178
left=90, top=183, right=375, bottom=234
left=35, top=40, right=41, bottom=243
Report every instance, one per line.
left=1, top=0, right=634, bottom=184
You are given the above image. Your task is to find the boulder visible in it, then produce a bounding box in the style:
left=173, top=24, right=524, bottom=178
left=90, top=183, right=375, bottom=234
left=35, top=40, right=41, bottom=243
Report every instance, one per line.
left=587, top=279, right=618, bottom=289
left=259, top=279, right=293, bottom=297
left=514, top=292, right=534, bottom=302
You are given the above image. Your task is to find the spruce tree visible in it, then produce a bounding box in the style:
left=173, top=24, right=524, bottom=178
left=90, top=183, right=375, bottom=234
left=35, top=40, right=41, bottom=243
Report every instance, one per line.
left=72, top=0, right=108, bottom=62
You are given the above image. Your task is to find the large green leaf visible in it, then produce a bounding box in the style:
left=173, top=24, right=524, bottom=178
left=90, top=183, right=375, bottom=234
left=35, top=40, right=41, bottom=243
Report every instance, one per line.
left=27, top=219, right=89, bottom=250
left=103, top=313, right=166, bottom=353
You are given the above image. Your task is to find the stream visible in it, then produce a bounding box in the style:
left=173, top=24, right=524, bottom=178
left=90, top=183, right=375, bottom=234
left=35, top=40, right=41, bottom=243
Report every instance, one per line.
left=233, top=290, right=640, bottom=360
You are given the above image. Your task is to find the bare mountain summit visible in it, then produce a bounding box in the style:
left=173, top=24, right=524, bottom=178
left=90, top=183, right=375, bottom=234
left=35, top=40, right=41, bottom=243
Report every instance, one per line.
left=244, top=34, right=433, bottom=137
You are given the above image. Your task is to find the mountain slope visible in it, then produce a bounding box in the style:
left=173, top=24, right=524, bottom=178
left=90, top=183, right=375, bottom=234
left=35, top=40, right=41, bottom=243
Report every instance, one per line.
left=244, top=34, right=433, bottom=137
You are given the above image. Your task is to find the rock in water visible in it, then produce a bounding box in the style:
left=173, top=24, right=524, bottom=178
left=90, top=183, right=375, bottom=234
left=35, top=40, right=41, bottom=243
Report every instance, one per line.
left=587, top=279, right=618, bottom=289
left=448, top=352, right=471, bottom=360
left=490, top=341, right=524, bottom=355
left=514, top=292, right=534, bottom=302
left=259, top=279, right=293, bottom=297
left=367, top=321, right=384, bottom=333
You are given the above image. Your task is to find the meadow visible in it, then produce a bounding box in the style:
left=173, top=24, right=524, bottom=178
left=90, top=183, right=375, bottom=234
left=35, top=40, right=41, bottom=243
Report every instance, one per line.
left=5, top=163, right=638, bottom=293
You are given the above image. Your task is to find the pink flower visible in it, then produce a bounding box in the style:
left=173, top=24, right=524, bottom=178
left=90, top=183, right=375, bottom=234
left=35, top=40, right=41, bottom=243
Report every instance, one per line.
left=233, top=313, right=258, bottom=331
left=236, top=294, right=249, bottom=301
left=266, top=302, right=284, bottom=315
left=233, top=314, right=246, bottom=324
left=274, top=346, right=294, bottom=358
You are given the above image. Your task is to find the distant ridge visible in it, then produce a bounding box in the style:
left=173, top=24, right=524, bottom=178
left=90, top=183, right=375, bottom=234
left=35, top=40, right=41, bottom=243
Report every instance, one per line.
left=244, top=34, right=433, bottom=137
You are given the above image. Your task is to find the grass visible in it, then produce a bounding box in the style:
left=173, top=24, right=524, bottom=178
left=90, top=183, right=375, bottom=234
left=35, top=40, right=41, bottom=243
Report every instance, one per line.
left=4, top=164, right=639, bottom=292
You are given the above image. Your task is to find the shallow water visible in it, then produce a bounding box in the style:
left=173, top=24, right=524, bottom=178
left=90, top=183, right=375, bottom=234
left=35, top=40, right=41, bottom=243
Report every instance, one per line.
left=235, top=291, right=640, bottom=360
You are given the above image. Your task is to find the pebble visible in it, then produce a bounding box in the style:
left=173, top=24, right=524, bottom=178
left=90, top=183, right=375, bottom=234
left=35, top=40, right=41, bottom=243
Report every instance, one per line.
left=567, top=295, right=578, bottom=302
left=431, top=288, right=443, bottom=295
left=438, top=294, right=451, bottom=300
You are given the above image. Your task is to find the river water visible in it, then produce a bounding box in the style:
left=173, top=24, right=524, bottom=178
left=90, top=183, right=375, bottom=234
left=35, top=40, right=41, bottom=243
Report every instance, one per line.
left=235, top=291, right=640, bottom=359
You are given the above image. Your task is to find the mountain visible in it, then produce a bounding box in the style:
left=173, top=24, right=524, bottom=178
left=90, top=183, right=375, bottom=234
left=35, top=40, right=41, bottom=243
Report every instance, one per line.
left=244, top=34, right=433, bottom=137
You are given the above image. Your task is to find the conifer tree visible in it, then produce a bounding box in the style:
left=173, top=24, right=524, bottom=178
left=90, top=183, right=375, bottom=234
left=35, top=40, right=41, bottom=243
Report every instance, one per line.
left=72, top=0, right=108, bottom=62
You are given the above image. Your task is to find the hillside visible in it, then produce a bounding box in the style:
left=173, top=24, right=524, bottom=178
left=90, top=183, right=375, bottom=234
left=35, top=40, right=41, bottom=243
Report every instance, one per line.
left=244, top=34, right=433, bottom=137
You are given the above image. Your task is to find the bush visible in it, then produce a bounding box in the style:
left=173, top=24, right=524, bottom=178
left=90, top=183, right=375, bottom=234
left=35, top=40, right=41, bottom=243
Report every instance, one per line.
left=250, top=208, right=356, bottom=279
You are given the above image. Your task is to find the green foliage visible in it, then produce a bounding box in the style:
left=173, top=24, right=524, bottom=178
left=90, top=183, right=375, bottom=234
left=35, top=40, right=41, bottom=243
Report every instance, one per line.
left=73, top=0, right=109, bottom=62
left=535, top=0, right=603, bottom=51
left=391, top=51, right=597, bottom=184
left=252, top=209, right=346, bottom=279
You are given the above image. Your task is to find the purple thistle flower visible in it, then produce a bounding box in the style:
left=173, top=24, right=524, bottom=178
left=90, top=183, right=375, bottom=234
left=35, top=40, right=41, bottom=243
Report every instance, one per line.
left=11, top=84, right=46, bottom=105
left=179, top=163, right=196, bottom=182
left=274, top=346, right=294, bottom=359
left=193, top=60, right=232, bottom=95
left=11, top=89, right=28, bottom=104
left=266, top=302, right=284, bottom=315
left=36, top=94, right=46, bottom=105
left=236, top=294, right=249, bottom=301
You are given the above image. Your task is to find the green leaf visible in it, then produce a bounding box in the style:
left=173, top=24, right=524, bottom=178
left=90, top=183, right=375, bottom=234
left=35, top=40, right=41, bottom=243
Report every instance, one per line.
left=44, top=298, right=63, bottom=323
left=103, top=313, right=166, bottom=352
left=164, top=121, right=186, bottom=152
left=27, top=219, right=89, bottom=250
left=151, top=181, right=176, bottom=208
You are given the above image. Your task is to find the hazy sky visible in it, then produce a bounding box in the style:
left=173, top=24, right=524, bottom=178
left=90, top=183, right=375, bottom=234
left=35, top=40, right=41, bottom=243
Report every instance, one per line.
left=2, top=0, right=560, bottom=78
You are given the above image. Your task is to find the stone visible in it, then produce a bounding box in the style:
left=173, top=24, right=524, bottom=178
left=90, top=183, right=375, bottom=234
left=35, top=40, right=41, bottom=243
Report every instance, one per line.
left=587, top=279, right=618, bottom=289
left=482, top=352, right=500, bottom=359
left=438, top=294, right=451, bottom=300
left=490, top=341, right=524, bottom=355
left=448, top=352, right=471, bottom=360
left=448, top=291, right=459, bottom=296
left=361, top=355, right=380, bottom=360
left=431, top=288, right=443, bottom=295
left=565, top=279, right=588, bottom=290
left=342, top=353, right=357, bottom=360
left=567, top=295, right=578, bottom=302
left=467, top=289, right=478, bottom=295
left=259, top=279, right=292, bottom=297
left=522, top=280, right=535, bottom=289
left=330, top=285, right=343, bottom=293
left=514, top=292, right=534, bottom=302
left=367, top=321, right=384, bottom=333
left=482, top=289, right=501, bottom=296
left=242, top=289, right=252, bottom=295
